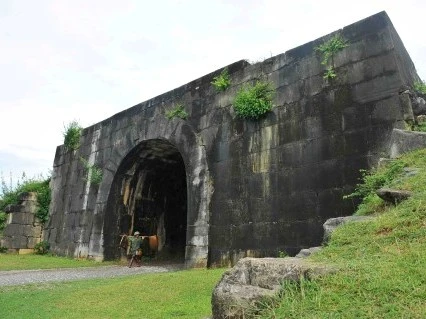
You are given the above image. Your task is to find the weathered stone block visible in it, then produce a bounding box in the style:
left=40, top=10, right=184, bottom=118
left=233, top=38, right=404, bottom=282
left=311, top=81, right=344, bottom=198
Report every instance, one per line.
left=376, top=188, right=412, bottom=204
left=20, top=225, right=34, bottom=236
left=185, top=245, right=208, bottom=268
left=352, top=73, right=402, bottom=104
left=10, top=212, right=34, bottom=225
left=18, top=249, right=35, bottom=255
left=323, top=216, right=374, bottom=244
left=9, top=236, right=28, bottom=249
left=27, top=237, right=41, bottom=249
left=296, top=246, right=323, bottom=258
left=212, top=257, right=336, bottom=319
left=389, top=129, right=426, bottom=158
left=3, top=224, right=20, bottom=237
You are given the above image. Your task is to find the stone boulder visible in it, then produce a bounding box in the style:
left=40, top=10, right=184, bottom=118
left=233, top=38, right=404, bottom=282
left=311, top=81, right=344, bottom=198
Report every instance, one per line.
left=412, top=97, right=426, bottom=116
left=389, top=129, right=426, bottom=159
left=211, top=257, right=336, bottom=319
left=295, top=246, right=323, bottom=258
left=323, top=216, right=373, bottom=244
left=376, top=188, right=412, bottom=204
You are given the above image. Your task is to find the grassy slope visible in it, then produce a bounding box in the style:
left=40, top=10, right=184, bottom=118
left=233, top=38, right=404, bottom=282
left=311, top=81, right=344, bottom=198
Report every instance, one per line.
left=0, top=268, right=225, bottom=319
left=258, top=148, right=426, bottom=318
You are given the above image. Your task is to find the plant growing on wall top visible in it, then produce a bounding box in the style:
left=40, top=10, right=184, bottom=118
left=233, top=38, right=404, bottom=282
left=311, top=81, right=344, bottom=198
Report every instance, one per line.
left=80, top=157, right=103, bottom=186
left=165, top=103, right=188, bottom=120
left=414, top=80, right=426, bottom=95
left=63, top=120, right=82, bottom=151
left=211, top=67, right=231, bottom=92
left=233, top=80, right=274, bottom=120
left=315, top=34, right=348, bottom=80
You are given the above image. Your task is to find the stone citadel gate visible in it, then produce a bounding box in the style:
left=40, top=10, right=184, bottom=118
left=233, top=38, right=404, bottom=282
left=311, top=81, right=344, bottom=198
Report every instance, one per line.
left=44, top=11, right=420, bottom=267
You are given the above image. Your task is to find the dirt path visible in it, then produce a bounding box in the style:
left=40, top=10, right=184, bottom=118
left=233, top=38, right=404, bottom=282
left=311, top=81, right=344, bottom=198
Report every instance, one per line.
left=0, top=264, right=184, bottom=287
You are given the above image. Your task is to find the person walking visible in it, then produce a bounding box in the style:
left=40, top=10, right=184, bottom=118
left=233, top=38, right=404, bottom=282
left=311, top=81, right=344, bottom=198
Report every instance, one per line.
left=128, top=231, right=143, bottom=268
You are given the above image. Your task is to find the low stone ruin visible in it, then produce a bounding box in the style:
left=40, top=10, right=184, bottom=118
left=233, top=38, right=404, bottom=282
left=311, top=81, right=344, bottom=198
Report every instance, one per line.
left=0, top=192, right=43, bottom=254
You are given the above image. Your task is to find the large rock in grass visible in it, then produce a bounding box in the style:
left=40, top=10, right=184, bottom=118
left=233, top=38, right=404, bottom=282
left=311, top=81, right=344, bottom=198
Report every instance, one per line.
left=211, top=257, right=336, bottom=319
left=376, top=188, right=412, bottom=204
left=389, top=129, right=426, bottom=158
left=323, top=216, right=374, bottom=244
left=295, top=246, right=323, bottom=258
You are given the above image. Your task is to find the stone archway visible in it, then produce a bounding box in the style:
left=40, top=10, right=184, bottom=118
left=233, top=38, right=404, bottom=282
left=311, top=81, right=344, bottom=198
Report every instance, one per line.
left=103, top=137, right=210, bottom=267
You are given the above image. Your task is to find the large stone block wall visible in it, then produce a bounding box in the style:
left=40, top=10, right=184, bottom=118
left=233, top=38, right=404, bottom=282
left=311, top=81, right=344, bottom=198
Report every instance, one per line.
left=44, top=11, right=420, bottom=266
left=1, top=192, right=43, bottom=253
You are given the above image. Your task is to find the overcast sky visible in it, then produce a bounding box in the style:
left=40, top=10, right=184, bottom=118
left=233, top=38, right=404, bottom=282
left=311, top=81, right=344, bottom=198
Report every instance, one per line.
left=1, top=0, right=425, bottom=186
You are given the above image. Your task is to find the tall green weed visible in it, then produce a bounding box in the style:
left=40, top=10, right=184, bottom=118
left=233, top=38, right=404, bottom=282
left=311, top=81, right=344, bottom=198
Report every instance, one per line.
left=344, top=161, right=406, bottom=200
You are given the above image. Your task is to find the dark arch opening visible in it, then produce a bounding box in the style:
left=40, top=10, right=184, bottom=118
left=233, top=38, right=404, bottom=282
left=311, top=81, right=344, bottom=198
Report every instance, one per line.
left=103, top=139, right=187, bottom=263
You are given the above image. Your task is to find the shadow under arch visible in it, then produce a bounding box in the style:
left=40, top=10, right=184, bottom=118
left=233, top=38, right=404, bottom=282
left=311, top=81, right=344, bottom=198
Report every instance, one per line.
left=103, top=137, right=210, bottom=267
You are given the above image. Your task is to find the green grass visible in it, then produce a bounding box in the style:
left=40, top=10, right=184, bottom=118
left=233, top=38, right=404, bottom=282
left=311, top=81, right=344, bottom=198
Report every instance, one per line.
left=0, top=268, right=226, bottom=319
left=256, top=148, right=426, bottom=318
left=0, top=254, right=118, bottom=271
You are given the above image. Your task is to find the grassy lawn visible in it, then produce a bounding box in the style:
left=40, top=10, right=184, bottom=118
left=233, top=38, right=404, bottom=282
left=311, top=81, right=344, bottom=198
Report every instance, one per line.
left=0, top=254, right=118, bottom=271
left=256, top=148, right=426, bottom=318
left=0, top=268, right=226, bottom=319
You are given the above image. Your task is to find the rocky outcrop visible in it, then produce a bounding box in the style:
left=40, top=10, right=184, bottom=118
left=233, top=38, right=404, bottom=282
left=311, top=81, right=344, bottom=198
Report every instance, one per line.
left=323, top=216, right=374, bottom=244
left=295, top=246, right=323, bottom=258
left=211, top=257, right=336, bottom=319
left=412, top=97, right=426, bottom=116
left=376, top=188, right=412, bottom=204
left=389, top=129, right=426, bottom=159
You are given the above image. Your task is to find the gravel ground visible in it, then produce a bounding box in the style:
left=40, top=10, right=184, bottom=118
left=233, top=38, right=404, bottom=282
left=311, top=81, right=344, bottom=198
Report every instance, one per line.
left=0, top=264, right=185, bottom=287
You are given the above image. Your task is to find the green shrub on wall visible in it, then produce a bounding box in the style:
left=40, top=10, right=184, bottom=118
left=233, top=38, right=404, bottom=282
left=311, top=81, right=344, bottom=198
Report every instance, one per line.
left=34, top=240, right=50, bottom=255
left=80, top=157, right=103, bottom=186
left=233, top=81, right=274, bottom=120
left=34, top=179, right=51, bottom=223
left=414, top=80, right=426, bottom=95
left=63, top=121, right=82, bottom=151
left=323, top=66, right=337, bottom=80
left=315, top=34, right=348, bottom=65
left=211, top=68, right=231, bottom=92
left=165, top=103, right=188, bottom=120
left=0, top=212, right=6, bottom=232
left=315, top=34, right=348, bottom=80
left=343, top=161, right=406, bottom=200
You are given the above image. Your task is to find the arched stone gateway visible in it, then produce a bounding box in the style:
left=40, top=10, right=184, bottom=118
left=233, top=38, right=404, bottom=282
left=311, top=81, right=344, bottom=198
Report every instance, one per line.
left=45, top=12, right=420, bottom=267
left=103, top=138, right=211, bottom=267
left=46, top=115, right=211, bottom=267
